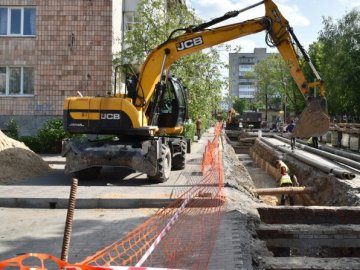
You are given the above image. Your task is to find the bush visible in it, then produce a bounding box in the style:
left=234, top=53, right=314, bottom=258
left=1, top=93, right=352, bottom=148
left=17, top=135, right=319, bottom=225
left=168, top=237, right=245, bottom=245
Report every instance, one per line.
left=36, top=118, right=67, bottom=153
left=20, top=136, right=42, bottom=153
left=183, top=122, right=196, bottom=142
left=4, top=118, right=20, bottom=140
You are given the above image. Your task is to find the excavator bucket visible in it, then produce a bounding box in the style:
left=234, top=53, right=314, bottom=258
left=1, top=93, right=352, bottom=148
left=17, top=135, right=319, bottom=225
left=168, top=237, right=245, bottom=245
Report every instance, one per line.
left=292, top=97, right=330, bottom=138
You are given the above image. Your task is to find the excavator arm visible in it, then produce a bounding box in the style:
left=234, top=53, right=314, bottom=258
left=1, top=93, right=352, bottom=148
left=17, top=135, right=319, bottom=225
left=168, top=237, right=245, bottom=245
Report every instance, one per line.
left=134, top=0, right=329, bottom=138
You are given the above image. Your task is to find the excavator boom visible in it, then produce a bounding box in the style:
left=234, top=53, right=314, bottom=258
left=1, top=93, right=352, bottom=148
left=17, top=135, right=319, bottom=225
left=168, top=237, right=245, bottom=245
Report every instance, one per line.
left=62, top=0, right=329, bottom=181
left=131, top=0, right=329, bottom=137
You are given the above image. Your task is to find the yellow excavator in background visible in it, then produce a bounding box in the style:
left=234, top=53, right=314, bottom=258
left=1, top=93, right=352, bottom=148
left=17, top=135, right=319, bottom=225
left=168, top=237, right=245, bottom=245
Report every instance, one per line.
left=226, top=108, right=241, bottom=130
left=62, top=0, right=329, bottom=181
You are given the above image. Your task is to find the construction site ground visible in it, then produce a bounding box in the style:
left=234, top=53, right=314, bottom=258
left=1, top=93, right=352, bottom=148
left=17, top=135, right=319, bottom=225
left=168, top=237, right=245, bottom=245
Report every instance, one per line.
left=1, top=128, right=360, bottom=269
left=0, top=129, right=264, bottom=269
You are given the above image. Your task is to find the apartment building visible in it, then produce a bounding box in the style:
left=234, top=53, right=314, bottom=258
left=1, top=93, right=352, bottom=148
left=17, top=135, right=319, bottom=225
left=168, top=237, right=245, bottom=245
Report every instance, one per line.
left=0, top=0, right=113, bottom=134
left=0, top=0, right=186, bottom=135
left=229, top=48, right=271, bottom=100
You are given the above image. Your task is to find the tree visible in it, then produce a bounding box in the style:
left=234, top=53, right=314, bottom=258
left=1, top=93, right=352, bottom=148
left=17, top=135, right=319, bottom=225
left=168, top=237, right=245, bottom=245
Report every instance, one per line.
left=315, top=10, right=360, bottom=120
left=232, top=97, right=248, bottom=115
left=115, top=0, right=226, bottom=125
left=251, top=54, right=305, bottom=122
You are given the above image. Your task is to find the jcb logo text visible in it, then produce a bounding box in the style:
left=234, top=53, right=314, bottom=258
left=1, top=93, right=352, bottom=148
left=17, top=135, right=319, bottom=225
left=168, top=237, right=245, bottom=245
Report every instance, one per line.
left=176, top=37, right=203, bottom=51
left=101, top=113, right=121, bottom=120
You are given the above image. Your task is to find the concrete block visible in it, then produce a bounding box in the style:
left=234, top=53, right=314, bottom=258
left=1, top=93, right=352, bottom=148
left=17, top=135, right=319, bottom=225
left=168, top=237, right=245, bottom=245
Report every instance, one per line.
left=349, top=135, right=359, bottom=151
left=331, top=131, right=339, bottom=146
left=342, top=133, right=350, bottom=148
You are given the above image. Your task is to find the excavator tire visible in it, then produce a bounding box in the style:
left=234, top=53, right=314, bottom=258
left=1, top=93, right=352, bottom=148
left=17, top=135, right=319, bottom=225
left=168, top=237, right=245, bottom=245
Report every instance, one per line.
left=172, top=140, right=187, bottom=170
left=73, top=166, right=102, bottom=180
left=148, top=144, right=172, bottom=183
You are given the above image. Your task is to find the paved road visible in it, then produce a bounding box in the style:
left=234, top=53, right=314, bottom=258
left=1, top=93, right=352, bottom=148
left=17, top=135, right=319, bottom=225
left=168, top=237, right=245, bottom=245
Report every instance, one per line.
left=0, top=134, right=208, bottom=209
left=0, top=129, right=260, bottom=269
left=0, top=130, right=226, bottom=264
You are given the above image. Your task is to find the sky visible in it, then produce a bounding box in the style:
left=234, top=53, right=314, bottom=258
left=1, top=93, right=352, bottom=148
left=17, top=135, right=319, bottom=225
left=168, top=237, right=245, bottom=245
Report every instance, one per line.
left=186, top=0, right=360, bottom=54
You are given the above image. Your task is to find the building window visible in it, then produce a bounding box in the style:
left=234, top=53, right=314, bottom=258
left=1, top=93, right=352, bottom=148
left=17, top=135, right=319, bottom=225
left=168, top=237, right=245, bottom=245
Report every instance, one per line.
left=0, top=67, right=35, bottom=96
left=0, top=67, right=5, bottom=94
left=0, top=7, right=36, bottom=36
left=124, top=12, right=135, bottom=32
left=239, top=64, right=254, bottom=71
left=239, top=57, right=255, bottom=63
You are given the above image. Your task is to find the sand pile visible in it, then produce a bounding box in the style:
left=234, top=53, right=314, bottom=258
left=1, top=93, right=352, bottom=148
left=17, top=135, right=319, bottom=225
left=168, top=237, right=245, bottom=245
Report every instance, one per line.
left=0, top=130, right=50, bottom=184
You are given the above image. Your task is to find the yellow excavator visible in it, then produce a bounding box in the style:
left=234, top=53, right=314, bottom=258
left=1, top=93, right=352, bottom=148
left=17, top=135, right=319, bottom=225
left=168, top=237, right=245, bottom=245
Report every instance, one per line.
left=62, top=0, right=329, bottom=181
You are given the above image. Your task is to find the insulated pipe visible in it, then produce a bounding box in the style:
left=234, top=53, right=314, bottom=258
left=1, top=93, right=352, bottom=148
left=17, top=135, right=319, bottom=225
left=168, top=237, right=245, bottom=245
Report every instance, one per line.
left=274, top=135, right=360, bottom=171
left=252, top=186, right=316, bottom=195
left=291, top=136, right=360, bottom=163
left=260, top=138, right=355, bottom=180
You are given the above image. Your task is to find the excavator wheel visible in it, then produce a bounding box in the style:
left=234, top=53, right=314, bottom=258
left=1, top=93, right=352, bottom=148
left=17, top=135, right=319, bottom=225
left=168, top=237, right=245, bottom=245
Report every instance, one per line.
left=172, top=140, right=187, bottom=170
left=292, top=97, right=330, bottom=138
left=148, top=144, right=172, bottom=183
left=73, top=166, right=102, bottom=180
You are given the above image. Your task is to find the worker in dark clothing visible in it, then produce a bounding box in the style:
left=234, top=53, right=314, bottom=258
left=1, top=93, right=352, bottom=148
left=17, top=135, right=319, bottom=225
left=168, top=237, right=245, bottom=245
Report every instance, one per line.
left=196, top=117, right=202, bottom=140
left=126, top=73, right=139, bottom=104
left=307, top=137, right=319, bottom=149
left=286, top=120, right=296, bottom=150
left=312, top=136, right=319, bottom=148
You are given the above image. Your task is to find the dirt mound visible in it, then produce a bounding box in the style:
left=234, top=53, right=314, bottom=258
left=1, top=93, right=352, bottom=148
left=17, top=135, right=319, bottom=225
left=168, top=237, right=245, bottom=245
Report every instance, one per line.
left=0, top=131, right=50, bottom=184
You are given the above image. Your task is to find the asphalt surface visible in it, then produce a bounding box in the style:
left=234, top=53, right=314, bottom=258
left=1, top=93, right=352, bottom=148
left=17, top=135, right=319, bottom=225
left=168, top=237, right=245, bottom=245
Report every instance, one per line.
left=2, top=129, right=249, bottom=268
left=0, top=134, right=209, bottom=209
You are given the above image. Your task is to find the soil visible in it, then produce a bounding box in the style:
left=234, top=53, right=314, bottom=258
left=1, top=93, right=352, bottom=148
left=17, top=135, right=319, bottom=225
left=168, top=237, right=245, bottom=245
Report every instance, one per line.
left=221, top=135, right=273, bottom=268
left=0, top=131, right=50, bottom=184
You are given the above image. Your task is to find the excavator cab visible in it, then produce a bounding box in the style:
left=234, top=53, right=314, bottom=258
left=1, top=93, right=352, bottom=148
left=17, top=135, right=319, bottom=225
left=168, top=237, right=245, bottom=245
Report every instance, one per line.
left=157, top=77, right=187, bottom=129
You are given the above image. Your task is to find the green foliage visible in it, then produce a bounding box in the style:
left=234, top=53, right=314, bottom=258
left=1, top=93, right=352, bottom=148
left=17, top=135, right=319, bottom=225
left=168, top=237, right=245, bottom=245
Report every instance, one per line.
left=20, top=135, right=42, bottom=153
left=232, top=97, right=248, bottom=115
left=183, top=122, right=196, bottom=141
left=313, top=10, right=360, bottom=119
left=36, top=118, right=67, bottom=153
left=252, top=54, right=305, bottom=119
left=4, top=118, right=20, bottom=140
left=217, top=111, right=228, bottom=121
left=115, top=0, right=225, bottom=127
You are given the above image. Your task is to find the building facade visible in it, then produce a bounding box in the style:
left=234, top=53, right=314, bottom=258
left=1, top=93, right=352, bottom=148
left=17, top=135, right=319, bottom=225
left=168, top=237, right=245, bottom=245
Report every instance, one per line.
left=229, top=48, right=271, bottom=100
left=0, top=0, right=113, bottom=135
left=113, top=0, right=186, bottom=94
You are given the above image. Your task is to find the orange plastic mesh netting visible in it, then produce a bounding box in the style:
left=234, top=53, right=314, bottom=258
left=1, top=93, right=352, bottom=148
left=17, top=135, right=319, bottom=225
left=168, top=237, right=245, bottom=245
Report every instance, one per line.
left=0, top=122, right=226, bottom=270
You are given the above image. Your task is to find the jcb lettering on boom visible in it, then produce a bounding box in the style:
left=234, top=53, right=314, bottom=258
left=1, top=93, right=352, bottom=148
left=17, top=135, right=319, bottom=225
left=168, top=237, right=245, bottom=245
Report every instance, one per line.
left=101, top=113, right=121, bottom=120
left=176, top=37, right=203, bottom=51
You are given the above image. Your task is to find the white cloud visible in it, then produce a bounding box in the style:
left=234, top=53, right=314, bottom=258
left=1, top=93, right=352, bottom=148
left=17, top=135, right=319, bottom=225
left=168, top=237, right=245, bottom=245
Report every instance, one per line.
left=276, top=3, right=310, bottom=27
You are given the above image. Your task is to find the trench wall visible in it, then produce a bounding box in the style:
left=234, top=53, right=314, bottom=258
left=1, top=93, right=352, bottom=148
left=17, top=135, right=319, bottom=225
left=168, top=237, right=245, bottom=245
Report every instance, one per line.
left=249, top=139, right=360, bottom=206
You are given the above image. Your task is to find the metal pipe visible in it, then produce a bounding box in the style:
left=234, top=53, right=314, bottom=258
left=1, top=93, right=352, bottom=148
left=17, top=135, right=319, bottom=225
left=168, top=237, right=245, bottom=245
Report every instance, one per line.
left=159, top=48, right=170, bottom=81
left=237, top=0, right=265, bottom=14
left=61, top=178, right=78, bottom=262
left=296, top=137, right=360, bottom=163
left=252, top=186, right=316, bottom=195
left=274, top=135, right=360, bottom=171
left=260, top=138, right=355, bottom=180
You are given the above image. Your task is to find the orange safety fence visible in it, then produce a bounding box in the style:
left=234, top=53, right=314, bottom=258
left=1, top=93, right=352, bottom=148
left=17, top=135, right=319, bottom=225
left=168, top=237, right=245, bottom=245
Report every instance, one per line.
left=0, top=123, right=226, bottom=270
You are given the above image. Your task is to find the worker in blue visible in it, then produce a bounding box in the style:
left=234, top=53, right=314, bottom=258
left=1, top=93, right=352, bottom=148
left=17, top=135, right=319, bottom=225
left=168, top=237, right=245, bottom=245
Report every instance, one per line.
left=286, top=120, right=296, bottom=150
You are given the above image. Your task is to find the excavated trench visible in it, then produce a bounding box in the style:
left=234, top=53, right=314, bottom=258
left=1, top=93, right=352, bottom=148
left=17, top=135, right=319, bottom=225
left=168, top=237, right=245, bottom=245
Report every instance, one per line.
left=225, top=129, right=360, bottom=266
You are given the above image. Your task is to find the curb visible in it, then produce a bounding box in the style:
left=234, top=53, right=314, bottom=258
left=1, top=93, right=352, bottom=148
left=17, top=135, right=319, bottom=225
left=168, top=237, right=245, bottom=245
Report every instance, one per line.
left=0, top=197, right=175, bottom=209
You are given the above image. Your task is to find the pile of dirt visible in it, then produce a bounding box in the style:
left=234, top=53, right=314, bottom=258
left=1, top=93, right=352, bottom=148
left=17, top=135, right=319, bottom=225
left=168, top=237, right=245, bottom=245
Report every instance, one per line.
left=0, top=131, right=50, bottom=184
